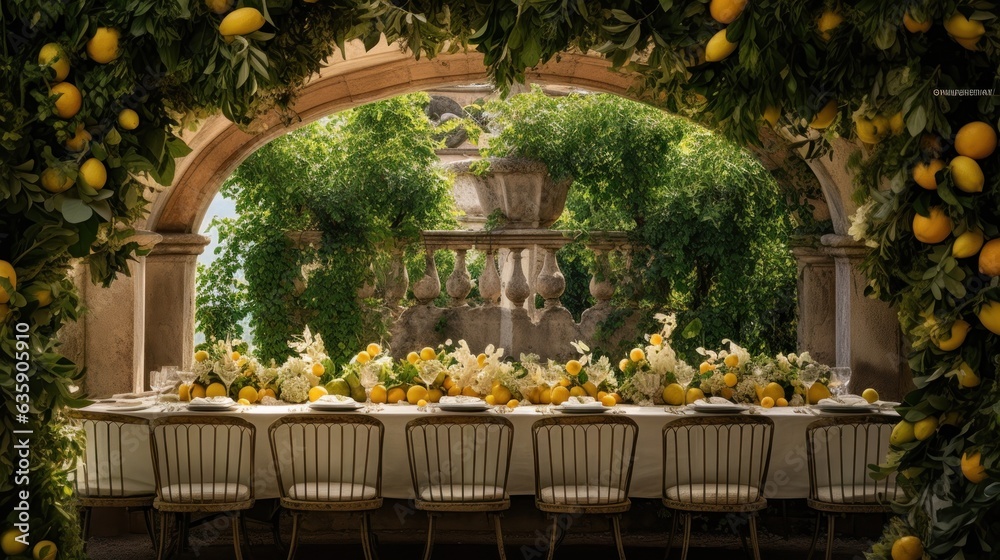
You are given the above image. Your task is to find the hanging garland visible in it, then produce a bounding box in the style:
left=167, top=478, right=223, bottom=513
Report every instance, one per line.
left=1, top=0, right=998, bottom=558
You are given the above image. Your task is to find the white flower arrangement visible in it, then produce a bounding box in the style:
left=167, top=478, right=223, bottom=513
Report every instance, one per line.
left=277, top=375, right=310, bottom=403
left=288, top=326, right=328, bottom=365
left=848, top=200, right=879, bottom=248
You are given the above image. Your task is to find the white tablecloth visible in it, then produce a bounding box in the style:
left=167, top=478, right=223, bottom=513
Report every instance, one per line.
left=78, top=403, right=895, bottom=501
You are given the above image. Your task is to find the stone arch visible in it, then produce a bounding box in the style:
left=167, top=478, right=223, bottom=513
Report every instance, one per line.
left=69, top=38, right=904, bottom=400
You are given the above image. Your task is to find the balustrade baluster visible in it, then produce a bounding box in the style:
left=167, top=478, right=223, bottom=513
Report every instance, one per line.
left=479, top=250, right=502, bottom=306
left=589, top=249, right=615, bottom=306
left=413, top=250, right=442, bottom=305
left=446, top=249, right=473, bottom=306
left=384, top=248, right=409, bottom=310
left=504, top=248, right=531, bottom=309
left=535, top=248, right=566, bottom=308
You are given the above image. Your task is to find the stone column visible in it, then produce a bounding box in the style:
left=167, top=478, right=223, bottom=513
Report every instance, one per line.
left=144, top=233, right=210, bottom=385
left=821, top=234, right=910, bottom=400
left=83, top=230, right=162, bottom=397
left=790, top=241, right=836, bottom=366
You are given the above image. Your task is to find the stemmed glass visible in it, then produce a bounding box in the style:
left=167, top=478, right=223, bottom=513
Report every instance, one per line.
left=798, top=364, right=820, bottom=391
left=216, top=366, right=239, bottom=401
left=176, top=370, right=197, bottom=400
left=149, top=369, right=177, bottom=402
left=359, top=365, right=379, bottom=411
left=828, top=367, right=852, bottom=398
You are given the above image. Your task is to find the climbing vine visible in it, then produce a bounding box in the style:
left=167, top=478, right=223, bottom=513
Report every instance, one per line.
left=2, top=0, right=999, bottom=558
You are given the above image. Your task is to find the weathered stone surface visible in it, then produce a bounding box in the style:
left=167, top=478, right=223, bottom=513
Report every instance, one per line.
left=446, top=158, right=571, bottom=230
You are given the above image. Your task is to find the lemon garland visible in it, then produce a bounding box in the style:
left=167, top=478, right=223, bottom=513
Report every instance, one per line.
left=2, top=0, right=1000, bottom=558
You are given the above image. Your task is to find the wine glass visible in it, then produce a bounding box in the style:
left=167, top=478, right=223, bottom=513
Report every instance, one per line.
left=798, top=364, right=820, bottom=390
left=149, top=369, right=176, bottom=401
left=176, top=370, right=197, bottom=399
left=216, top=366, right=239, bottom=400
left=358, top=365, right=379, bottom=410
left=829, top=367, right=852, bottom=398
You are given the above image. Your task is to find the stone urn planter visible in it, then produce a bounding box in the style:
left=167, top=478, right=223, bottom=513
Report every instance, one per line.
left=447, top=157, right=571, bottom=229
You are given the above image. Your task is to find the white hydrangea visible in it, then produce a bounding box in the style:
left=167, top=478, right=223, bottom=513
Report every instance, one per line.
left=647, top=342, right=678, bottom=376
left=848, top=200, right=879, bottom=248
left=278, top=375, right=310, bottom=403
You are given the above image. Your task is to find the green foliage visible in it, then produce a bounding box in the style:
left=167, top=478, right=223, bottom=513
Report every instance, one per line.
left=484, top=90, right=797, bottom=362
left=196, top=94, right=454, bottom=365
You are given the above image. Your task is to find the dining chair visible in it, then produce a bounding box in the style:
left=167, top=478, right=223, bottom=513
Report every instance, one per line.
left=661, top=415, right=774, bottom=560
left=269, top=414, right=384, bottom=560
left=149, top=416, right=255, bottom=560
left=531, top=415, right=639, bottom=560
left=67, top=410, right=157, bottom=551
left=806, top=415, right=897, bottom=560
left=405, top=415, right=514, bottom=560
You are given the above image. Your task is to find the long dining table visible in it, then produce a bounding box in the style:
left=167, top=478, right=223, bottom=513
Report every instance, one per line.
left=77, top=401, right=897, bottom=501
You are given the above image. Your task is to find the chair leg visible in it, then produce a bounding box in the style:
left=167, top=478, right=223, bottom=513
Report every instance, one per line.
left=366, top=512, right=381, bottom=560
left=232, top=512, right=244, bottom=560
left=824, top=514, right=835, bottom=560
left=423, top=513, right=436, bottom=560
left=664, top=511, right=678, bottom=560
left=679, top=513, right=692, bottom=560
left=610, top=515, right=626, bottom=560
left=490, top=513, right=507, bottom=560
left=240, top=512, right=253, bottom=560
left=175, top=513, right=187, bottom=557
left=80, top=507, right=91, bottom=551
left=156, top=512, right=168, bottom=560
left=142, top=508, right=158, bottom=551
left=271, top=508, right=286, bottom=550
left=748, top=514, right=761, bottom=560
left=806, top=514, right=821, bottom=560
left=738, top=516, right=751, bottom=559
left=360, top=512, right=374, bottom=560
left=546, top=515, right=559, bottom=560
left=287, top=512, right=301, bottom=560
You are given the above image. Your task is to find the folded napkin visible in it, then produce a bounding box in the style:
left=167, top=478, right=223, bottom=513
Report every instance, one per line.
left=694, top=397, right=734, bottom=405
left=818, top=395, right=870, bottom=406
left=190, top=396, right=234, bottom=405
left=112, top=390, right=157, bottom=399
left=316, top=394, right=356, bottom=404
left=562, top=396, right=598, bottom=406
left=438, top=395, right=482, bottom=404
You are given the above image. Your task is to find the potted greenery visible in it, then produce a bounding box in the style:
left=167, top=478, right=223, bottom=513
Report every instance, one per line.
left=446, top=157, right=571, bottom=229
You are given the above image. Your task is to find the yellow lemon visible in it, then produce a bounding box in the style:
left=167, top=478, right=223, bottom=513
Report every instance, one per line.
left=387, top=387, right=406, bottom=403
left=507, top=399, right=519, bottom=409
left=40, top=167, right=74, bottom=193
left=442, top=376, right=455, bottom=390
left=862, top=388, right=879, bottom=404
left=219, top=7, right=265, bottom=37
left=954, top=35, right=980, bottom=50
left=890, top=421, right=915, bottom=446
left=356, top=351, right=371, bottom=364
left=855, top=116, right=889, bottom=144
left=230, top=351, right=240, bottom=361
left=118, top=108, right=139, bottom=130
left=417, top=398, right=428, bottom=407
left=809, top=100, right=838, bottom=129
left=178, top=383, right=192, bottom=400
left=194, top=350, right=209, bottom=362
left=237, top=398, right=251, bottom=405
left=447, top=385, right=462, bottom=397
left=407, top=385, right=428, bottom=405
left=407, top=351, right=419, bottom=364
left=65, top=124, right=91, bottom=152
left=954, top=121, right=997, bottom=160
left=492, top=385, right=512, bottom=404
left=601, top=394, right=617, bottom=407
left=366, top=343, right=381, bottom=356
left=33, top=540, right=57, bottom=560
left=932, top=319, right=970, bottom=351
left=1, top=528, right=28, bottom=555
left=903, top=12, right=932, bottom=33
left=953, top=229, right=985, bottom=258
left=912, top=159, right=945, bottom=190
left=550, top=386, right=570, bottom=405
left=724, top=354, right=740, bottom=368
left=699, top=362, right=715, bottom=374
left=891, top=536, right=923, bottom=560
left=557, top=376, right=571, bottom=387
left=977, top=300, right=1000, bottom=335
left=709, top=0, right=747, bottom=24
left=79, top=158, right=107, bottom=190
left=87, top=27, right=121, bottom=63
left=484, top=394, right=496, bottom=405
left=949, top=156, right=984, bottom=193
left=763, top=105, right=781, bottom=126
left=538, top=387, right=552, bottom=404
left=760, top=396, right=775, bottom=409
left=889, top=112, right=905, bottom=135
left=476, top=353, right=488, bottom=367
left=238, top=386, right=258, bottom=403
left=913, top=417, right=938, bottom=441
left=705, top=29, right=738, bottom=62
left=0, top=303, right=9, bottom=321
left=50, top=82, right=82, bottom=119
left=461, top=385, right=480, bottom=397
left=189, top=383, right=206, bottom=399
left=612, top=393, right=623, bottom=404
left=816, top=11, right=844, bottom=41
left=420, top=347, right=436, bottom=361
left=426, top=388, right=443, bottom=403
left=940, top=411, right=962, bottom=426
left=308, top=386, right=328, bottom=402
left=685, top=387, right=705, bottom=404
left=629, top=348, right=645, bottom=362
left=205, top=0, right=233, bottom=14
left=723, top=372, right=738, bottom=387
left=775, top=397, right=788, bottom=407
left=662, top=383, right=685, bottom=406
left=582, top=381, right=598, bottom=398
left=370, top=385, right=387, bottom=403
left=762, top=382, right=784, bottom=402
left=956, top=362, right=981, bottom=388
left=807, top=382, right=831, bottom=404
left=943, top=13, right=985, bottom=39
left=961, top=451, right=988, bottom=483
left=569, top=386, right=587, bottom=397
left=566, top=359, right=583, bottom=375
left=38, top=43, right=70, bottom=81
left=912, top=206, right=952, bottom=244
left=649, top=333, right=664, bottom=346
left=311, top=362, right=325, bottom=376
left=206, top=382, right=227, bottom=398
left=619, top=358, right=630, bottom=372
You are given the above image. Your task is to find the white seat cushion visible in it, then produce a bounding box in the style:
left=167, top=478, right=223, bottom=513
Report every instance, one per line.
left=160, top=483, right=250, bottom=502
left=287, top=482, right=377, bottom=501
left=419, top=484, right=506, bottom=502
left=815, top=485, right=898, bottom=504
left=664, top=484, right=761, bottom=504
left=539, top=485, right=626, bottom=505
left=78, top=485, right=152, bottom=498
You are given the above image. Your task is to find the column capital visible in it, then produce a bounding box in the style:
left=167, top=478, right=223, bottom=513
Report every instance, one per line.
left=148, top=233, right=211, bottom=256
left=820, top=234, right=870, bottom=260
left=129, top=229, right=163, bottom=251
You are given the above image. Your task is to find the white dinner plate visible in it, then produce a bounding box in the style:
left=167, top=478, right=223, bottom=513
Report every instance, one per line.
left=309, top=402, right=364, bottom=411
left=438, top=403, right=491, bottom=412
left=93, top=401, right=154, bottom=412
left=815, top=404, right=877, bottom=413
left=689, top=403, right=748, bottom=414
left=186, top=403, right=237, bottom=411
left=555, top=403, right=609, bottom=414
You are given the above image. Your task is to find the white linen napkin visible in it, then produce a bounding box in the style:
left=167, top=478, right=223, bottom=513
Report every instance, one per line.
left=695, top=397, right=733, bottom=405
left=316, top=394, right=356, bottom=404
left=112, top=390, right=157, bottom=399
left=190, top=396, right=234, bottom=405
left=818, top=395, right=870, bottom=406
left=562, top=396, right=598, bottom=406
left=438, top=395, right=482, bottom=404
